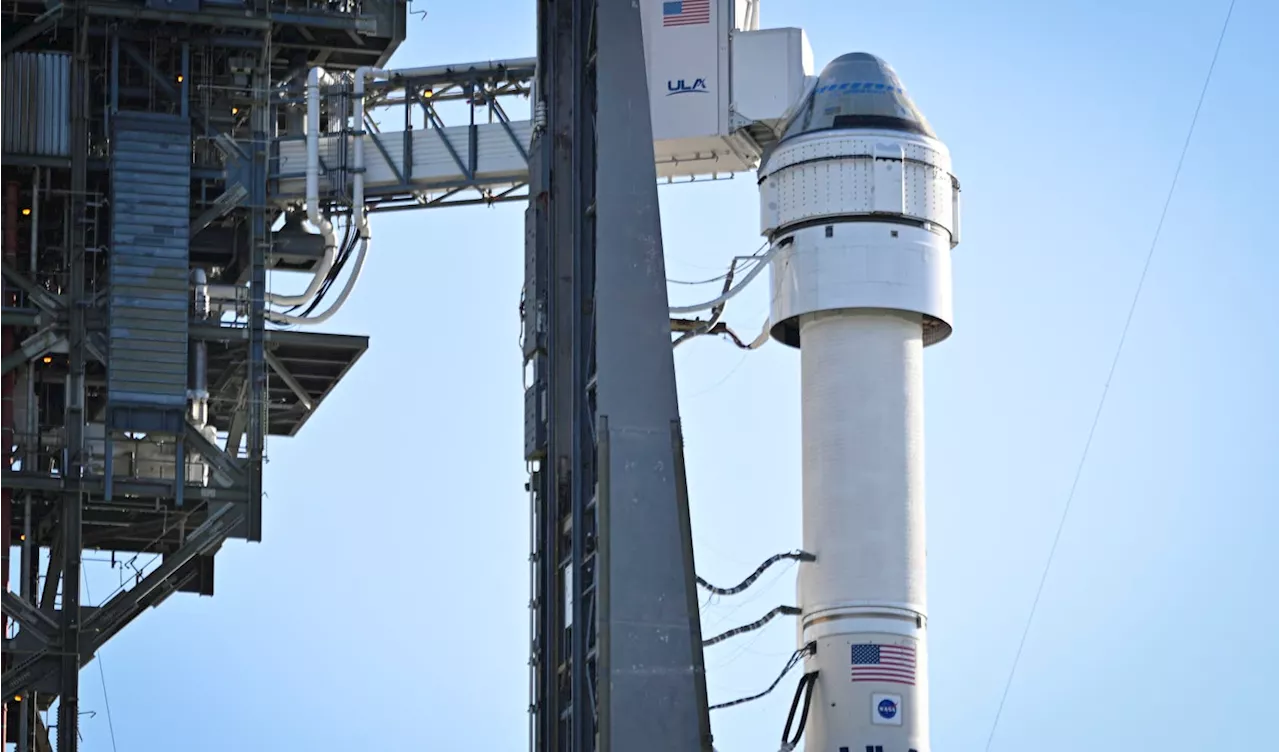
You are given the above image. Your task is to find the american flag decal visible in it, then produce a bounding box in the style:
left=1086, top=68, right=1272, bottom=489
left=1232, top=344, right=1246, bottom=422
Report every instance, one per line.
left=850, top=643, right=916, bottom=686
left=662, top=0, right=710, bottom=27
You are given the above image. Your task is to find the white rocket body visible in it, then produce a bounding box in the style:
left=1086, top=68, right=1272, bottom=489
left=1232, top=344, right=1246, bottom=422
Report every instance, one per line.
left=759, top=52, right=961, bottom=752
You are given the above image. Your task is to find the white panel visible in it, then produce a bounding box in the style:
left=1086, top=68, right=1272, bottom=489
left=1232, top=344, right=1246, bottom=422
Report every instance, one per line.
left=640, top=0, right=730, bottom=141
left=769, top=223, right=955, bottom=337
left=872, top=142, right=906, bottom=214
left=759, top=130, right=957, bottom=240
left=730, top=28, right=812, bottom=124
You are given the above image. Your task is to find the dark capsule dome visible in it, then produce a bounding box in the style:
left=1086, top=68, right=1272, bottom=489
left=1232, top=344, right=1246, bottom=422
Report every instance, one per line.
left=776, top=52, right=936, bottom=144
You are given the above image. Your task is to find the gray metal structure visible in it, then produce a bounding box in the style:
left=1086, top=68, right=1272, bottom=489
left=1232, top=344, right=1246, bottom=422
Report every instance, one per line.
left=523, top=1, right=711, bottom=750
left=2, top=1, right=711, bottom=751
left=1, top=2, right=403, bottom=749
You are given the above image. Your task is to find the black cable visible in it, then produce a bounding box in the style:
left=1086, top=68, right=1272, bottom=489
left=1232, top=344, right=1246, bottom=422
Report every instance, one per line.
left=780, top=671, right=818, bottom=751
left=703, top=605, right=800, bottom=647
left=708, top=642, right=815, bottom=711
left=81, top=569, right=119, bottom=752
left=284, top=213, right=350, bottom=313
left=697, top=550, right=815, bottom=596
left=983, top=3, right=1236, bottom=749
left=298, top=221, right=357, bottom=317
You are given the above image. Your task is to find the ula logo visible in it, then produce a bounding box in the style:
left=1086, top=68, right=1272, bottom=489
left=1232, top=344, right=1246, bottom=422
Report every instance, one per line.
left=666, top=78, right=708, bottom=96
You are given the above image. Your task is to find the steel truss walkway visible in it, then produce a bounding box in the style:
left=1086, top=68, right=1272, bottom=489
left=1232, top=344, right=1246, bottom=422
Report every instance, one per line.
left=269, top=56, right=778, bottom=212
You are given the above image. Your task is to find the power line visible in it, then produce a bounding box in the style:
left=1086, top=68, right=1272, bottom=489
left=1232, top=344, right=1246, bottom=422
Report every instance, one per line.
left=982, top=3, right=1236, bottom=749
left=81, top=569, right=120, bottom=752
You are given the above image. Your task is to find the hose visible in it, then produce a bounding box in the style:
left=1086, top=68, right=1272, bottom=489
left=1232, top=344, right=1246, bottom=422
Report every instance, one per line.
left=266, top=236, right=370, bottom=325
left=703, top=605, right=800, bottom=647
left=668, top=239, right=788, bottom=315
left=697, top=550, right=815, bottom=596
left=779, top=671, right=818, bottom=752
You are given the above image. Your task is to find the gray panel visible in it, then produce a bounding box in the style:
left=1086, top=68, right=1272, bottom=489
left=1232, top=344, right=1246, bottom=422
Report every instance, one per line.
left=594, top=1, right=712, bottom=750
left=1, top=52, right=71, bottom=157
left=108, top=112, right=192, bottom=430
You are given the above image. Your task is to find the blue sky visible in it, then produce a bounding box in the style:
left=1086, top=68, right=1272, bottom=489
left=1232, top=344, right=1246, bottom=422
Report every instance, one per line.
left=70, top=0, right=1277, bottom=750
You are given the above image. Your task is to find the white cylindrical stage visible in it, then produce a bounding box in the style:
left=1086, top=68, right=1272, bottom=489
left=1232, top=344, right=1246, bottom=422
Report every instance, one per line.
left=798, top=309, right=930, bottom=751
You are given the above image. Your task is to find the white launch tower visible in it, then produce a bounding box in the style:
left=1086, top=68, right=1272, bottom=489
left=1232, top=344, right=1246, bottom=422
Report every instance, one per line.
left=760, top=52, right=962, bottom=752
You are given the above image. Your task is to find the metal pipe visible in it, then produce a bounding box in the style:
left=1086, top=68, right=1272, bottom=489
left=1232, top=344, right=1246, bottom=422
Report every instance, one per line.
left=264, top=66, right=384, bottom=327
left=2, top=181, right=17, bottom=742
left=264, top=65, right=338, bottom=307
left=386, top=57, right=537, bottom=82
left=29, top=169, right=39, bottom=272
left=265, top=237, right=370, bottom=326
left=211, top=67, right=340, bottom=309
left=188, top=269, right=210, bottom=428
left=353, top=66, right=386, bottom=239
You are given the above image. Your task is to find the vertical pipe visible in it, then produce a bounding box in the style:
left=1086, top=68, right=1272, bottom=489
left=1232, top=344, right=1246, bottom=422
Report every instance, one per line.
left=58, top=15, right=89, bottom=751
left=2, top=179, right=18, bottom=748
left=180, top=42, right=189, bottom=119
left=29, top=168, right=39, bottom=272
left=17, top=495, right=33, bottom=751
left=109, top=32, right=118, bottom=121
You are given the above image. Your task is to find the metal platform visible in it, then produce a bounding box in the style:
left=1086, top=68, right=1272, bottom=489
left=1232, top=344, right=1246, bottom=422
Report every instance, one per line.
left=197, top=323, right=368, bottom=438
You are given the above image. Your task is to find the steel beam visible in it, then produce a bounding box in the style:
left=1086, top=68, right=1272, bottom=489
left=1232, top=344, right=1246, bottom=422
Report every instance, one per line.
left=1, top=5, right=64, bottom=55
left=183, top=420, right=247, bottom=488
left=56, top=12, right=89, bottom=750
left=266, top=351, right=314, bottom=411
left=0, top=263, right=63, bottom=314
left=592, top=0, right=712, bottom=749
left=244, top=44, right=270, bottom=543
left=1, top=327, right=62, bottom=376
left=83, top=503, right=242, bottom=654
left=0, top=593, right=57, bottom=646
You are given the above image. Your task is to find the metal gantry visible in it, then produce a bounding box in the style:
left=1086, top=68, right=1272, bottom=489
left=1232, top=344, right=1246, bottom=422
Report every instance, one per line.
left=4, top=1, right=713, bottom=750
left=524, top=2, right=712, bottom=751
left=1, top=2, right=402, bottom=749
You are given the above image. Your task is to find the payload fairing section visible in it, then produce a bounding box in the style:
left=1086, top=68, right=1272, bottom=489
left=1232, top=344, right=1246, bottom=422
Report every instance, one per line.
left=760, top=52, right=962, bottom=752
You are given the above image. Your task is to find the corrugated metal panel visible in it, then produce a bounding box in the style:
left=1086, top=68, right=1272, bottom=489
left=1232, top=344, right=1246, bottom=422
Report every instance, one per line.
left=1, top=52, right=70, bottom=157
left=108, top=111, right=192, bottom=432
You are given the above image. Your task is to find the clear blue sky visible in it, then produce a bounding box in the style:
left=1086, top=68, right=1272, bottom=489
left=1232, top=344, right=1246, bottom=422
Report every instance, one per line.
left=74, top=0, right=1277, bottom=749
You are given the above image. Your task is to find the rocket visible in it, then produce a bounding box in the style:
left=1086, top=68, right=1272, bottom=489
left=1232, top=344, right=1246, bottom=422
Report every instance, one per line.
left=758, top=52, right=962, bottom=752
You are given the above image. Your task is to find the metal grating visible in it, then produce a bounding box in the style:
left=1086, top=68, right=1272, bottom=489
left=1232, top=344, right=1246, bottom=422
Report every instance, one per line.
left=1, top=51, right=71, bottom=157
left=108, top=111, right=192, bottom=433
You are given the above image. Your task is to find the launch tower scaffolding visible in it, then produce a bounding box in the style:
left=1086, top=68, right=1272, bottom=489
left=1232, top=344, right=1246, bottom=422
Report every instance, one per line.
left=524, top=2, right=712, bottom=751
left=2, top=0, right=715, bottom=750
left=1, top=1, right=405, bottom=749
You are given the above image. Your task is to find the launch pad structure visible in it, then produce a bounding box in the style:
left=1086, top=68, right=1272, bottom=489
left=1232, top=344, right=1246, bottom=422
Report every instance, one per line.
left=2, top=0, right=963, bottom=750
left=1, top=1, right=406, bottom=749
left=0, top=1, right=718, bottom=750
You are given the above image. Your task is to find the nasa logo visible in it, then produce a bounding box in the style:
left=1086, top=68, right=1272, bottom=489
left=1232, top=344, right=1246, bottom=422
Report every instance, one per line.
left=666, top=78, right=709, bottom=96
left=877, top=698, right=898, bottom=720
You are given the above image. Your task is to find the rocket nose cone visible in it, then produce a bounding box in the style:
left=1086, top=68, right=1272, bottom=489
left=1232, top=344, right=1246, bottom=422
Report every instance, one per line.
left=776, top=51, right=937, bottom=144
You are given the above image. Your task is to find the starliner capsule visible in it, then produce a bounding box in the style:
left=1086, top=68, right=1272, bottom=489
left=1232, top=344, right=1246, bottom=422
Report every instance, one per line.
left=758, top=52, right=962, bottom=752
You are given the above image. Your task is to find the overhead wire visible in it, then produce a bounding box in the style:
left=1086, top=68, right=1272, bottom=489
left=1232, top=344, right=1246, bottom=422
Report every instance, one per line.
left=982, top=3, right=1236, bottom=749
left=668, top=240, right=786, bottom=315
left=667, top=242, right=768, bottom=286
left=670, top=243, right=772, bottom=348
left=81, top=568, right=119, bottom=752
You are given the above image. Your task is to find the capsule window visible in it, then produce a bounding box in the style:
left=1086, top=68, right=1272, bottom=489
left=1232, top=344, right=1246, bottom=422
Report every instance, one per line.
left=824, top=225, right=833, bottom=238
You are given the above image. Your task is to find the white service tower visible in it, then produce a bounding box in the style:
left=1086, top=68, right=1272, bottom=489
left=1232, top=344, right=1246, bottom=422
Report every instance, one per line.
left=759, top=52, right=962, bottom=752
